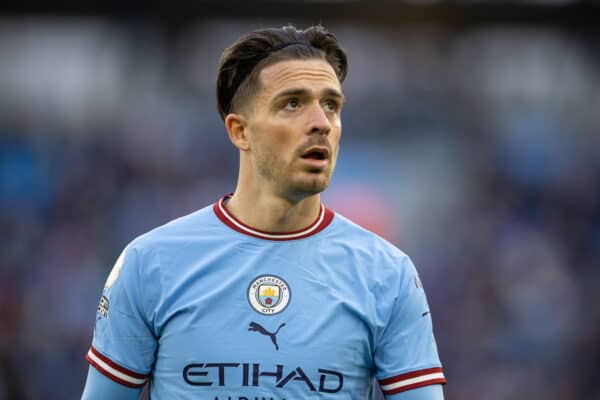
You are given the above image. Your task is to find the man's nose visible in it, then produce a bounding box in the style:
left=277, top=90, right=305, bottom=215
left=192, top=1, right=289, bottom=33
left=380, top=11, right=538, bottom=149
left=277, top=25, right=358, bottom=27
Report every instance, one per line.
left=308, top=103, right=331, bottom=135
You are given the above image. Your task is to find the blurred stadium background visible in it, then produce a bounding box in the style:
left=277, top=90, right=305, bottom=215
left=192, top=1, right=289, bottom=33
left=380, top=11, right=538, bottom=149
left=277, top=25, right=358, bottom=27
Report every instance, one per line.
left=1, top=0, right=599, bottom=399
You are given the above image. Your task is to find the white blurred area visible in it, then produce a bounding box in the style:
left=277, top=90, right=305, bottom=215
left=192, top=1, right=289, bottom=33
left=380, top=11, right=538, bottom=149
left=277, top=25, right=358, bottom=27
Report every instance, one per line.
left=0, top=17, right=599, bottom=400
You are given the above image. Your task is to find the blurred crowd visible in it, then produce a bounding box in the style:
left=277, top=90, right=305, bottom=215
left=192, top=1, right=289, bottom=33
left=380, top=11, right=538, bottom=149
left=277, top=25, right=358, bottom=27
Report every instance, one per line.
left=0, top=19, right=599, bottom=399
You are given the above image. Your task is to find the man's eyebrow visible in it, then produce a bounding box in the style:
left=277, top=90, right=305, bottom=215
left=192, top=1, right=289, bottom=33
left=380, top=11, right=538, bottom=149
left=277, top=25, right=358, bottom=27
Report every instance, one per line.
left=273, top=88, right=308, bottom=99
left=323, top=88, right=345, bottom=103
left=272, top=88, right=345, bottom=102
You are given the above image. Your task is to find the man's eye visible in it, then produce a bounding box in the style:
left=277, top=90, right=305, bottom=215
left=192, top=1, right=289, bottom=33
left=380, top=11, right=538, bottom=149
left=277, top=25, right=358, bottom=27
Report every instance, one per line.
left=324, top=99, right=340, bottom=113
left=285, top=98, right=300, bottom=109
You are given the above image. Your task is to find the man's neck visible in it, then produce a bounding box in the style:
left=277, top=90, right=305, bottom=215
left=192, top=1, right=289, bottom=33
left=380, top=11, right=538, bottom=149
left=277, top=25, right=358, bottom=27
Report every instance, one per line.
left=225, top=190, right=322, bottom=233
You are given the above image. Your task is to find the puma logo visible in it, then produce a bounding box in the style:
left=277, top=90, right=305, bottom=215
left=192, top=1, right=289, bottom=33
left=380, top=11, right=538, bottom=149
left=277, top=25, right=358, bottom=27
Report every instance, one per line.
left=248, top=322, right=286, bottom=351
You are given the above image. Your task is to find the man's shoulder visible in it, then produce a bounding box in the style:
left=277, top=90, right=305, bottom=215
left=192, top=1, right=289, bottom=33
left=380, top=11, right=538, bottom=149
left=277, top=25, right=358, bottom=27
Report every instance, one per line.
left=328, top=211, right=416, bottom=293
left=127, top=202, right=221, bottom=251
left=329, top=211, right=408, bottom=261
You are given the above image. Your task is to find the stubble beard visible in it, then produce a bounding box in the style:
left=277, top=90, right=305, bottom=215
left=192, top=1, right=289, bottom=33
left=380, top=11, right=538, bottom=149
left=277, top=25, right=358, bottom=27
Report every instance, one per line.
left=255, top=150, right=331, bottom=201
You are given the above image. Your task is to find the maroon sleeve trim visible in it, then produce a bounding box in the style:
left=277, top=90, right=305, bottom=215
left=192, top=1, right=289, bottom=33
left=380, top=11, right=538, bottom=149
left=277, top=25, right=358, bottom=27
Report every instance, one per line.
left=86, top=346, right=148, bottom=388
left=379, top=367, right=446, bottom=395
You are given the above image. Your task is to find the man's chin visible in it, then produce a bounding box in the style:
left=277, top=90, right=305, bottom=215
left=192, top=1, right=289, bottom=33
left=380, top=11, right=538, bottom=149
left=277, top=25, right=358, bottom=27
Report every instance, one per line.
left=297, top=176, right=330, bottom=195
left=286, top=174, right=331, bottom=199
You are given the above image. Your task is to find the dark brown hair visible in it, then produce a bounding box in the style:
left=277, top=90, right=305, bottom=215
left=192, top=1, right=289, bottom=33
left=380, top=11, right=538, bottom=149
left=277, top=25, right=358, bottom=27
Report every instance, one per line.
left=216, top=25, right=348, bottom=120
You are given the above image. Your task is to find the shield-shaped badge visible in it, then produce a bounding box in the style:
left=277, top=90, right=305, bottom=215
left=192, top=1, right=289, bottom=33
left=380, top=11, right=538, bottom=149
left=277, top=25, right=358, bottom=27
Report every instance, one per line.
left=258, top=284, right=280, bottom=308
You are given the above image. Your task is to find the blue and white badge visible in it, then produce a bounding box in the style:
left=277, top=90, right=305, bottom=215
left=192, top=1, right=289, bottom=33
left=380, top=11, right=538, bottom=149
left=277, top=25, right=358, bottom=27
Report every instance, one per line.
left=248, top=275, right=291, bottom=315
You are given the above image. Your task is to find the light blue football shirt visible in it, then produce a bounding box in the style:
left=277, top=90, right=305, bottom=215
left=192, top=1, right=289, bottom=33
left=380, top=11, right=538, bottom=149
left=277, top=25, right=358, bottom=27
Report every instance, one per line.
left=86, top=195, right=445, bottom=399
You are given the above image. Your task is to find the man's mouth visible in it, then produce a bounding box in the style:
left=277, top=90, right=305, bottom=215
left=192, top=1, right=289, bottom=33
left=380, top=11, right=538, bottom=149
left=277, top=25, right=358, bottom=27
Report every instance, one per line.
left=301, top=147, right=329, bottom=160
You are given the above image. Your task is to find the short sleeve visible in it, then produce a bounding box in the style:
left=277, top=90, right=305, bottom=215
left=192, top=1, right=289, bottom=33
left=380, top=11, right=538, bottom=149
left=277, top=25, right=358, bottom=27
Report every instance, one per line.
left=86, top=245, right=158, bottom=388
left=374, top=256, right=446, bottom=397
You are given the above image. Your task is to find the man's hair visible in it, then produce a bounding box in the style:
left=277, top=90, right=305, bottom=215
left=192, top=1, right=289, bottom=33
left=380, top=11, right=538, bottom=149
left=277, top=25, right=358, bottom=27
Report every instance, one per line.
left=216, top=25, right=348, bottom=120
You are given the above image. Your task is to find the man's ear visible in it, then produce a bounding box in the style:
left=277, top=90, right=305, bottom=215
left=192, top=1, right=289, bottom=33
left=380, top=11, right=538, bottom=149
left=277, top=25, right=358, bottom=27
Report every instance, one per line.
left=225, top=113, right=250, bottom=151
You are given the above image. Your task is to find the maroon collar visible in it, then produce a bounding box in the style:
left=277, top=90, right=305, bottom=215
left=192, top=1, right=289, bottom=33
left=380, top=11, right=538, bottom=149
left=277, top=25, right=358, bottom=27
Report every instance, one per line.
left=213, top=194, right=334, bottom=241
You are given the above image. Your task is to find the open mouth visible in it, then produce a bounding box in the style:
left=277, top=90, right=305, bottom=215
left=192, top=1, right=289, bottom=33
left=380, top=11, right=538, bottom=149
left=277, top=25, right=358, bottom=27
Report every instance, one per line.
left=301, top=147, right=329, bottom=160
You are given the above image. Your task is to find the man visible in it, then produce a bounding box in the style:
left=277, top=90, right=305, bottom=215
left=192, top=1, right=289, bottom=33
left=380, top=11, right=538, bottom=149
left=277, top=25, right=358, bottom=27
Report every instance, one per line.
left=81, top=25, right=446, bottom=400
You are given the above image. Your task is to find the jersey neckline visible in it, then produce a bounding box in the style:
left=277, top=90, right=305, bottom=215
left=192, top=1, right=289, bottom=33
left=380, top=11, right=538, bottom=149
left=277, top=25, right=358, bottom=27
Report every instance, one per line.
left=213, top=194, right=334, bottom=241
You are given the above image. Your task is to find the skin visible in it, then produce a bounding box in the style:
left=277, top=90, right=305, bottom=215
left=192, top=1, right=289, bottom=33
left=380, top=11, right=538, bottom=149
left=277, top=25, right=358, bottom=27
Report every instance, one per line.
left=224, top=58, right=344, bottom=232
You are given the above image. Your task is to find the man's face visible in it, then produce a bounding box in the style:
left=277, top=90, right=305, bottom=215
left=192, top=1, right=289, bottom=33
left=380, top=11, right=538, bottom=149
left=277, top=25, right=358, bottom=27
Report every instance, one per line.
left=244, top=58, right=344, bottom=201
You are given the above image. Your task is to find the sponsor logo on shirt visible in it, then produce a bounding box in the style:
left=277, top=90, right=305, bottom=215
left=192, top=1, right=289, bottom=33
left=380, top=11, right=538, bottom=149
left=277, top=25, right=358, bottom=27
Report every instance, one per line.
left=182, top=362, right=343, bottom=393
left=247, top=275, right=290, bottom=315
left=97, top=295, right=109, bottom=318
left=248, top=322, right=286, bottom=350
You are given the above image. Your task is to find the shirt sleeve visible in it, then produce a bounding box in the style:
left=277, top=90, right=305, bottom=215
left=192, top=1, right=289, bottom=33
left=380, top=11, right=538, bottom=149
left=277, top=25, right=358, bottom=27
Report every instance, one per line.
left=81, top=365, right=143, bottom=400
left=85, top=245, right=158, bottom=388
left=385, top=384, right=444, bottom=400
left=374, top=256, right=446, bottom=397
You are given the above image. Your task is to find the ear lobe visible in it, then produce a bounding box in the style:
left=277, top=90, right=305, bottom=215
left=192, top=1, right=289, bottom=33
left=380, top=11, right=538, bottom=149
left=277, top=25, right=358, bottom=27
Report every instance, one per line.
left=225, top=113, right=250, bottom=151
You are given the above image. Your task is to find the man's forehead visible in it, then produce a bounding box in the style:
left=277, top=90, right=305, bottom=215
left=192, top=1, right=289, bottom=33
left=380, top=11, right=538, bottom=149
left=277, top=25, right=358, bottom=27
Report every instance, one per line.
left=258, top=59, right=341, bottom=96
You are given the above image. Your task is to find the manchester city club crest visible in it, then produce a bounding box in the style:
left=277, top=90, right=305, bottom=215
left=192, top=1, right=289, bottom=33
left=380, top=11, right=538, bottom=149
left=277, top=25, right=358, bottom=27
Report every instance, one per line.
left=248, top=275, right=291, bottom=315
left=258, top=284, right=281, bottom=308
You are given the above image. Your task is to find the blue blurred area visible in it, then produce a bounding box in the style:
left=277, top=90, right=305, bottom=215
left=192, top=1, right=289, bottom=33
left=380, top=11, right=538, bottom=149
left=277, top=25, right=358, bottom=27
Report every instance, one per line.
left=0, top=17, right=599, bottom=400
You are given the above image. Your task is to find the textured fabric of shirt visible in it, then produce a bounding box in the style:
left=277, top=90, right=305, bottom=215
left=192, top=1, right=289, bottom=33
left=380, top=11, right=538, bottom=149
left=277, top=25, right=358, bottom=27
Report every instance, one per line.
left=86, top=195, right=446, bottom=399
